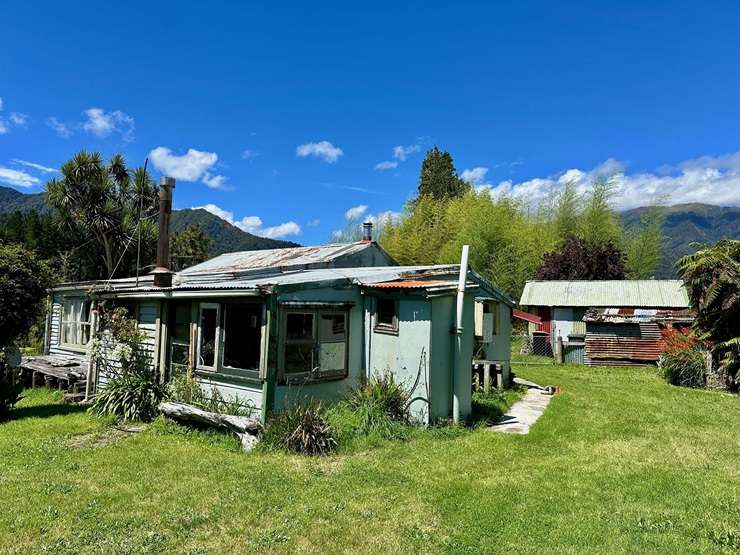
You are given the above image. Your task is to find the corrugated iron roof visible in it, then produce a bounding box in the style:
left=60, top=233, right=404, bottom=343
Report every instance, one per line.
left=513, top=308, right=542, bottom=324
left=520, top=280, right=690, bottom=308
left=365, top=279, right=457, bottom=289
left=179, top=242, right=379, bottom=275
left=583, top=307, right=695, bottom=324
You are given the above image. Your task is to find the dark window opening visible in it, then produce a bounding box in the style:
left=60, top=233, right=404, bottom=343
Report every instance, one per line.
left=282, top=310, right=348, bottom=380
left=198, top=305, right=218, bottom=368
left=375, top=298, right=398, bottom=333
left=223, top=304, right=262, bottom=370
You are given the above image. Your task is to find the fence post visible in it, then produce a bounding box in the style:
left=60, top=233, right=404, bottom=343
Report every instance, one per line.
left=556, top=336, right=564, bottom=364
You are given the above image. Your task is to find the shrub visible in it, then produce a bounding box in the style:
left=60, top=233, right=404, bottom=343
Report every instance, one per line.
left=90, top=371, right=164, bottom=421
left=660, top=348, right=706, bottom=388
left=89, top=307, right=164, bottom=422
left=0, top=354, right=22, bottom=421
left=263, top=401, right=337, bottom=456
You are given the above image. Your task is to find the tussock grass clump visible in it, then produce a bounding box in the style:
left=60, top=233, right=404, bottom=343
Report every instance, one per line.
left=660, top=348, right=706, bottom=388
left=262, top=401, right=337, bottom=456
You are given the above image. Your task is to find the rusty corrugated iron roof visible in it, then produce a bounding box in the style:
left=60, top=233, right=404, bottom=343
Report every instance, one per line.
left=583, top=307, right=695, bottom=324
left=513, top=308, right=542, bottom=324
left=365, top=279, right=457, bottom=289
left=520, top=280, right=690, bottom=308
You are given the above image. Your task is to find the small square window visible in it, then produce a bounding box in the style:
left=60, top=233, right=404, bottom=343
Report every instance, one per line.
left=374, top=298, right=398, bottom=334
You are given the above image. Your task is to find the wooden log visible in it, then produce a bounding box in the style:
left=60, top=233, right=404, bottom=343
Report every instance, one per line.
left=158, top=402, right=263, bottom=435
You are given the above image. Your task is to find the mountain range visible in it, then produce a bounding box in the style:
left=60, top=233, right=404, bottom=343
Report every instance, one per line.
left=0, top=186, right=299, bottom=255
left=1, top=185, right=738, bottom=275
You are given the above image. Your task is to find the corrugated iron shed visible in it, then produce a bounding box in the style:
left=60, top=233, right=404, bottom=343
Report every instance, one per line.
left=519, top=280, right=690, bottom=308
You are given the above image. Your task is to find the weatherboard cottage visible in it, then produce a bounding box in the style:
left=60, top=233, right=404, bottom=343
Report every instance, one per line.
left=34, top=177, right=514, bottom=424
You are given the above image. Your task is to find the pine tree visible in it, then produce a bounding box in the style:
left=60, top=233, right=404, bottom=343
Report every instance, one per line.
left=417, top=146, right=468, bottom=200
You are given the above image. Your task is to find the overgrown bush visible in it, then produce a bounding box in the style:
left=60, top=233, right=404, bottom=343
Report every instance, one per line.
left=262, top=401, right=337, bottom=456
left=89, top=307, right=164, bottom=421
left=660, top=348, right=707, bottom=388
left=0, top=353, right=22, bottom=421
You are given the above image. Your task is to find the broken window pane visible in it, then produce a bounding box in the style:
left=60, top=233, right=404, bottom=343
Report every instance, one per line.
left=319, top=313, right=346, bottom=342
left=223, top=304, right=262, bottom=370
left=285, top=343, right=313, bottom=374
left=286, top=312, right=314, bottom=340
left=199, top=306, right=218, bottom=367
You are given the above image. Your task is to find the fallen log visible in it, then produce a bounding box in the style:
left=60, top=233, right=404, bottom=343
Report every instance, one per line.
left=158, top=402, right=263, bottom=452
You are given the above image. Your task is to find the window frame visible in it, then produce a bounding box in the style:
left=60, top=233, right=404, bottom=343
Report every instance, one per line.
left=373, top=297, right=399, bottom=335
left=279, top=307, right=350, bottom=385
left=196, top=302, right=221, bottom=372
left=220, top=302, right=263, bottom=376
left=59, top=297, right=93, bottom=351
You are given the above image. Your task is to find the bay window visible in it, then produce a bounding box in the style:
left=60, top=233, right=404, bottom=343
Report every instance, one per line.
left=281, top=309, right=348, bottom=383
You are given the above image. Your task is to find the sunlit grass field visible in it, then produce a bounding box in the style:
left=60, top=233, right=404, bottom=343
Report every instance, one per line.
left=1, top=363, right=738, bottom=554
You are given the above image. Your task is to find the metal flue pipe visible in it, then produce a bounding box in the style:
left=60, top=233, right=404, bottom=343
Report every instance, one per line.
left=152, top=176, right=176, bottom=287
left=452, top=244, right=469, bottom=423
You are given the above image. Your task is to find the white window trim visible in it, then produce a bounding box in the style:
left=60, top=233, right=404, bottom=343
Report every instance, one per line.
left=59, top=297, right=92, bottom=352
left=220, top=303, right=262, bottom=377
left=196, top=302, right=220, bottom=372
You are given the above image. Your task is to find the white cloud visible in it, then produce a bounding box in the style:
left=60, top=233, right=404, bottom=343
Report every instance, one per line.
left=9, top=112, right=28, bottom=126
left=296, top=140, right=343, bottom=163
left=82, top=108, right=135, bottom=141
left=393, top=143, right=422, bottom=161
left=0, top=98, right=3, bottom=110
left=241, top=149, right=259, bottom=160
left=307, top=218, right=321, bottom=227
left=196, top=203, right=302, bottom=239
left=344, top=204, right=368, bottom=221
left=0, top=167, right=40, bottom=188
left=45, top=117, right=72, bottom=138
left=365, top=209, right=402, bottom=226
left=374, top=160, right=398, bottom=171
left=461, top=167, right=490, bottom=187
left=482, top=152, right=740, bottom=209
left=149, top=147, right=220, bottom=187
left=201, top=172, right=228, bottom=190
left=11, top=159, right=57, bottom=173
left=0, top=120, right=7, bottom=135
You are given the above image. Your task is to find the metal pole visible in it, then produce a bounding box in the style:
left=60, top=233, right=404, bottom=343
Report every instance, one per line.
left=452, top=245, right=469, bottom=424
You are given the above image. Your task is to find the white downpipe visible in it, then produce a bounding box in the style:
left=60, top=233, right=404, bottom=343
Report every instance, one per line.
left=452, top=245, right=469, bottom=423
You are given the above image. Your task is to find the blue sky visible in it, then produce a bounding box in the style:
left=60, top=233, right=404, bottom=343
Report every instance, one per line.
left=2, top=1, right=740, bottom=243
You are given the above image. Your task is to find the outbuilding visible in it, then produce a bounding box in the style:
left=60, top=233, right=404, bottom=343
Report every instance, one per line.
left=518, top=280, right=694, bottom=366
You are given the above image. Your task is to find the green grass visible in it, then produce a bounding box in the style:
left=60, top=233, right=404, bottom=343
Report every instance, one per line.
left=1, top=365, right=739, bottom=554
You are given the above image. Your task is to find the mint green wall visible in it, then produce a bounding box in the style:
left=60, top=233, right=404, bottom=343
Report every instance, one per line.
left=434, top=295, right=474, bottom=421
left=366, top=296, right=432, bottom=423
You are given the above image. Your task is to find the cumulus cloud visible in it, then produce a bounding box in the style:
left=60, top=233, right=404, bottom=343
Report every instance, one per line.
left=0, top=120, right=7, bottom=135
left=393, top=143, right=422, bottom=161
left=11, top=159, right=57, bottom=173
left=375, top=138, right=427, bottom=171
left=196, top=203, right=301, bottom=239
left=344, top=204, right=368, bottom=220
left=461, top=167, right=490, bottom=187
left=481, top=152, right=740, bottom=209
left=45, top=117, right=73, bottom=138
left=82, top=108, right=135, bottom=141
left=296, top=140, right=343, bottom=163
left=241, top=149, right=259, bottom=160
left=0, top=98, right=3, bottom=110
left=9, top=112, right=28, bottom=126
left=149, top=147, right=226, bottom=189
left=0, top=167, right=40, bottom=188
left=201, top=172, right=228, bottom=190
left=374, top=160, right=398, bottom=171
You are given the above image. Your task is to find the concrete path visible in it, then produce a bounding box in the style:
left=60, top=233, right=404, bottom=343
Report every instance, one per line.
left=490, top=387, right=553, bottom=435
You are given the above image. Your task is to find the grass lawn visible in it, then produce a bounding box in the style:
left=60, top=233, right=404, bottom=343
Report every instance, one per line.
left=1, top=364, right=738, bottom=554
